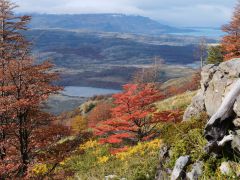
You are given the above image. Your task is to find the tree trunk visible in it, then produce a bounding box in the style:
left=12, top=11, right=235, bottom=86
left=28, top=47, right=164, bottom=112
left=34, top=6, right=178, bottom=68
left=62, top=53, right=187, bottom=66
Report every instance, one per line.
left=17, top=114, right=30, bottom=177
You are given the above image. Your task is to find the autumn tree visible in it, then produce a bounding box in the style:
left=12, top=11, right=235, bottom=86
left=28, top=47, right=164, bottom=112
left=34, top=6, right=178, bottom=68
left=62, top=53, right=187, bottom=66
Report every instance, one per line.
left=70, top=115, right=88, bottom=134
left=0, top=0, right=29, bottom=157
left=28, top=131, right=91, bottom=179
left=222, top=0, right=240, bottom=60
left=0, top=0, right=65, bottom=178
left=87, top=101, right=113, bottom=128
left=94, top=84, right=164, bottom=145
left=206, top=45, right=224, bottom=64
left=194, top=38, right=208, bottom=68
left=0, top=0, right=31, bottom=176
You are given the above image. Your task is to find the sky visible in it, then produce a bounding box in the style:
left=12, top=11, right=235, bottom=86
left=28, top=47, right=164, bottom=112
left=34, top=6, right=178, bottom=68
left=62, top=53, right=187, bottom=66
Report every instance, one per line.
left=14, top=0, right=237, bottom=27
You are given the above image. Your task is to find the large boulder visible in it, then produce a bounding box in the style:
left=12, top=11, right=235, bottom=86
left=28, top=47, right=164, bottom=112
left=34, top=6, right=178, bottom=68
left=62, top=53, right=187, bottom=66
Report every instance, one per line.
left=183, top=58, right=240, bottom=121
left=183, top=90, right=205, bottom=120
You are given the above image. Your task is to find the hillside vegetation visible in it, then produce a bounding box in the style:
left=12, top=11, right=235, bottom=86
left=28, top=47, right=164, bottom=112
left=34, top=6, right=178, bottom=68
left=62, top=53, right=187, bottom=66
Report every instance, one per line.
left=2, top=0, right=240, bottom=179
left=33, top=91, right=197, bottom=179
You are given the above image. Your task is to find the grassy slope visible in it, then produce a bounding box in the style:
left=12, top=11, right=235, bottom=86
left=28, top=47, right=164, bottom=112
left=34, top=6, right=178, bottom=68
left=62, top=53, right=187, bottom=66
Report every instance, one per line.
left=49, top=91, right=197, bottom=179
left=37, top=90, right=234, bottom=179
left=155, top=91, right=197, bottom=111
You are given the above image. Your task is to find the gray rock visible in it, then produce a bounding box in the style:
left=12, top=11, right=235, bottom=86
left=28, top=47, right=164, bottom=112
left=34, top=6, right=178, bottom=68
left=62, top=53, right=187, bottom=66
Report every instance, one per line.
left=171, top=156, right=190, bottom=180
left=219, top=162, right=233, bottom=176
left=232, top=134, right=240, bottom=154
left=155, top=145, right=170, bottom=180
left=200, top=64, right=217, bottom=91
left=186, top=161, right=203, bottom=180
left=105, top=175, right=118, bottom=180
left=159, top=145, right=169, bottom=159
left=234, top=97, right=240, bottom=117
left=183, top=58, right=240, bottom=121
left=233, top=118, right=240, bottom=128
left=183, top=90, right=205, bottom=121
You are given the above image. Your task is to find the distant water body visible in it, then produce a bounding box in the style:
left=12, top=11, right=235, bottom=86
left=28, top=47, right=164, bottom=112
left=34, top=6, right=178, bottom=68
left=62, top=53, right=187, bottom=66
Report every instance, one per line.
left=62, top=86, right=120, bottom=97
left=170, top=27, right=225, bottom=38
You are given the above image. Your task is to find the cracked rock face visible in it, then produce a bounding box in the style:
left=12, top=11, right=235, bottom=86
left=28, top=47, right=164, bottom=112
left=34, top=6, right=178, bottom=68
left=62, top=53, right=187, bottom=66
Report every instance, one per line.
left=183, top=58, right=240, bottom=121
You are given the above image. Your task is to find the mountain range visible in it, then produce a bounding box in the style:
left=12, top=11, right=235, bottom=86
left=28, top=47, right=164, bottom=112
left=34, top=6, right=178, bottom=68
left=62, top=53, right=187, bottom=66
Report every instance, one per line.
left=28, top=13, right=193, bottom=35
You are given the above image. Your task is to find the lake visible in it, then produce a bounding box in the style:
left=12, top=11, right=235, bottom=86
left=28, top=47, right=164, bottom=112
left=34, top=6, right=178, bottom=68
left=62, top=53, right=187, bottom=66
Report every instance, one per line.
left=170, top=27, right=225, bottom=38
left=62, top=86, right=120, bottom=97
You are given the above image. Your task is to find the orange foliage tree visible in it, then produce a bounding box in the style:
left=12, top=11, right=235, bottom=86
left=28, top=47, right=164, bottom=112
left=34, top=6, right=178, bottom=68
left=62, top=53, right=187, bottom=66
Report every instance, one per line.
left=87, top=101, right=113, bottom=128
left=154, top=110, right=184, bottom=123
left=222, top=0, right=240, bottom=60
left=0, top=0, right=67, bottom=178
left=94, top=84, right=165, bottom=145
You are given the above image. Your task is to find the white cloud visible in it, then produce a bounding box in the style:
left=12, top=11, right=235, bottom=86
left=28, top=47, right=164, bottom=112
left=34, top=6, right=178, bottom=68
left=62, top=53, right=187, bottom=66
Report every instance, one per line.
left=13, top=0, right=237, bottom=27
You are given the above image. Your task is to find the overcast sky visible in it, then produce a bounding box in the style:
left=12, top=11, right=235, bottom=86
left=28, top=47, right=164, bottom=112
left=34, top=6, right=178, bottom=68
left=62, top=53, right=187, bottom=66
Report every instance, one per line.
left=14, top=0, right=237, bottom=27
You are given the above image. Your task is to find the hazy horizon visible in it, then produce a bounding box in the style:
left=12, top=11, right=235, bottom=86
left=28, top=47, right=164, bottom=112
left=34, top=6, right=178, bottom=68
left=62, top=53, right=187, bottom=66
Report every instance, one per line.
left=14, top=0, right=237, bottom=27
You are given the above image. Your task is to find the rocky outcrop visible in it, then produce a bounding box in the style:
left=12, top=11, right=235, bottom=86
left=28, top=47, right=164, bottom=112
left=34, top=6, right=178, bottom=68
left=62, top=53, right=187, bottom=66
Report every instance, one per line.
left=184, top=58, right=240, bottom=155
left=184, top=59, right=240, bottom=156
left=183, top=58, right=240, bottom=121
left=155, top=59, right=240, bottom=180
left=171, top=156, right=190, bottom=180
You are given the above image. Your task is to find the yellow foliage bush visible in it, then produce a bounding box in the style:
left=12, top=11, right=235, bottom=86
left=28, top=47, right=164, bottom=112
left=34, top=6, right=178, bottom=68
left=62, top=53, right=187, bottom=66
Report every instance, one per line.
left=71, top=115, right=88, bottom=134
left=79, top=139, right=99, bottom=150
left=58, top=138, right=162, bottom=179
left=116, top=139, right=162, bottom=161
left=97, top=156, right=109, bottom=164
left=32, top=163, right=48, bottom=175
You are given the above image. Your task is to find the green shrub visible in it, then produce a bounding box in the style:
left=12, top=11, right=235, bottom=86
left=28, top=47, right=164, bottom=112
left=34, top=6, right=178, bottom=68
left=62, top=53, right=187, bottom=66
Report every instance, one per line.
left=158, top=113, right=208, bottom=170
left=206, top=45, right=224, bottom=65
left=159, top=113, right=208, bottom=145
left=159, top=112, right=240, bottom=179
left=202, top=156, right=222, bottom=178
left=168, top=128, right=207, bottom=168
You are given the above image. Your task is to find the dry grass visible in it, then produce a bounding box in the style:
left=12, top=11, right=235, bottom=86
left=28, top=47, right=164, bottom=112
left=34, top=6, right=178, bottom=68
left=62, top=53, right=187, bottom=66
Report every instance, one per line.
left=155, top=91, right=197, bottom=112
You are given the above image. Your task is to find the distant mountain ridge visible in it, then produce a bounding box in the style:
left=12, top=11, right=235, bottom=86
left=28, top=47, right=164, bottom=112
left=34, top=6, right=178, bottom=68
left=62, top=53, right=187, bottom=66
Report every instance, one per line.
left=28, top=13, right=193, bottom=35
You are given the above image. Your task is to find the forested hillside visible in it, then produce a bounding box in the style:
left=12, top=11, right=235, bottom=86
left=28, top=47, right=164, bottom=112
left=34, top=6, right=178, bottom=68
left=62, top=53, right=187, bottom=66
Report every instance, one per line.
left=1, top=0, right=240, bottom=179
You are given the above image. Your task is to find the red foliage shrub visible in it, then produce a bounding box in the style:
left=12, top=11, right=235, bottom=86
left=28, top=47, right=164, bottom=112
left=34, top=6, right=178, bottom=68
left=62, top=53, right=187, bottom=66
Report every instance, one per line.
left=154, top=110, right=184, bottom=123
left=94, top=83, right=164, bottom=145
left=87, top=101, right=113, bottom=128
